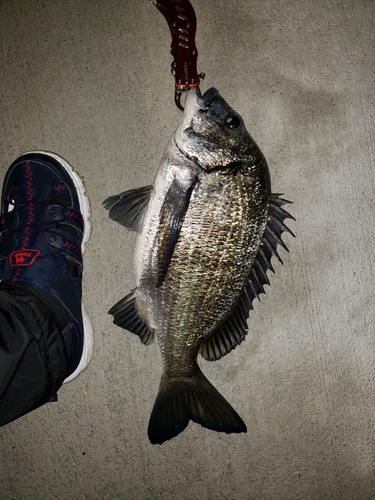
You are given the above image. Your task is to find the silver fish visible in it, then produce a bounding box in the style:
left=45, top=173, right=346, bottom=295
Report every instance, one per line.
left=104, top=87, right=294, bottom=444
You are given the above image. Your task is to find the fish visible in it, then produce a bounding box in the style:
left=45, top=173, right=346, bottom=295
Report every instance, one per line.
left=103, top=87, right=294, bottom=444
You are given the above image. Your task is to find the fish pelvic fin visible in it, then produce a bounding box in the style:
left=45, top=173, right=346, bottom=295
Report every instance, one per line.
left=148, top=368, right=247, bottom=444
left=103, top=185, right=153, bottom=232
left=108, top=289, right=155, bottom=345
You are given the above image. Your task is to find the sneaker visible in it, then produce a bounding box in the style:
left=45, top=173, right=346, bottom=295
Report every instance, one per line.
left=0, top=151, right=93, bottom=382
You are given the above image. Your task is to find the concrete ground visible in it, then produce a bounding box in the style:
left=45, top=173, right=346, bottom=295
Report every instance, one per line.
left=1, top=1, right=374, bottom=499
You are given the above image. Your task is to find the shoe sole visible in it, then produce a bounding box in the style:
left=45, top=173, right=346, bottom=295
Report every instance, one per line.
left=24, top=151, right=94, bottom=383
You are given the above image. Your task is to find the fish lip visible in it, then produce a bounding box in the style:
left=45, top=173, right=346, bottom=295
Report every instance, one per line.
left=196, top=87, right=220, bottom=109
left=182, top=87, right=220, bottom=114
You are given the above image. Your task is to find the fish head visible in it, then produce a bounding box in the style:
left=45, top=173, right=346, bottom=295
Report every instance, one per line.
left=175, top=87, right=255, bottom=170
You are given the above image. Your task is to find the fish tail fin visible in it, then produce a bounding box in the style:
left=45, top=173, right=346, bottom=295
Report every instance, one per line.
left=148, top=368, right=247, bottom=444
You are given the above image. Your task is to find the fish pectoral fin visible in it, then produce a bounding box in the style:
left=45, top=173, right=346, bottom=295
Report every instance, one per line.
left=200, top=195, right=294, bottom=362
left=156, top=175, right=198, bottom=287
left=103, top=185, right=153, bottom=232
left=108, top=289, right=155, bottom=345
left=148, top=369, right=246, bottom=445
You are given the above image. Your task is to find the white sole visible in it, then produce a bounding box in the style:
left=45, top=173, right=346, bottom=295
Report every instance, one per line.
left=23, top=151, right=94, bottom=383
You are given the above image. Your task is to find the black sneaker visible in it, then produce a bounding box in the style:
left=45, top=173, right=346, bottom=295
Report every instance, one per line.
left=0, top=151, right=93, bottom=382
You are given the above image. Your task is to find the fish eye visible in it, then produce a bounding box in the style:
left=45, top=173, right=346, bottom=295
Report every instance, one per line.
left=225, top=114, right=241, bottom=130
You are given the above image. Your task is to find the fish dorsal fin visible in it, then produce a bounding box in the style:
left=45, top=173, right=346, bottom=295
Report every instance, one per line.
left=156, top=175, right=198, bottom=287
left=108, top=289, right=155, bottom=345
left=103, top=185, right=153, bottom=232
left=199, top=195, right=294, bottom=361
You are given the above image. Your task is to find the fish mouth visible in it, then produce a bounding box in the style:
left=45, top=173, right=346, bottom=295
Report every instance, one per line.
left=196, top=87, right=219, bottom=109
left=183, top=87, right=219, bottom=112
left=175, top=87, right=219, bottom=142
left=174, top=87, right=221, bottom=170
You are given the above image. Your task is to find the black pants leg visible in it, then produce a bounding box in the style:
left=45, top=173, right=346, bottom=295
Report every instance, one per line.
left=0, top=282, right=68, bottom=426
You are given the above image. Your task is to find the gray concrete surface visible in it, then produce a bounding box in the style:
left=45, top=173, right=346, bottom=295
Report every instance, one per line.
left=1, top=1, right=374, bottom=499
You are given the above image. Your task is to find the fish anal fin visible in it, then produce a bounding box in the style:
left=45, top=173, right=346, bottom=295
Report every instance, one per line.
left=156, top=175, right=198, bottom=287
left=200, top=194, right=294, bottom=362
left=199, top=292, right=250, bottom=361
left=103, top=185, right=153, bottom=232
left=148, top=368, right=246, bottom=444
left=108, top=289, right=155, bottom=345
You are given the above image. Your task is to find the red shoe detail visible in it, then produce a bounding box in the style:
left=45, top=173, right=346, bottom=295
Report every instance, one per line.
left=63, top=240, right=82, bottom=257
left=10, top=249, right=40, bottom=267
left=22, top=161, right=35, bottom=249
left=66, top=209, right=84, bottom=226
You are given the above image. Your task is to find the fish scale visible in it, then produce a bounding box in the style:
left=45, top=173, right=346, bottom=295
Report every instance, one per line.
left=162, top=176, right=266, bottom=342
